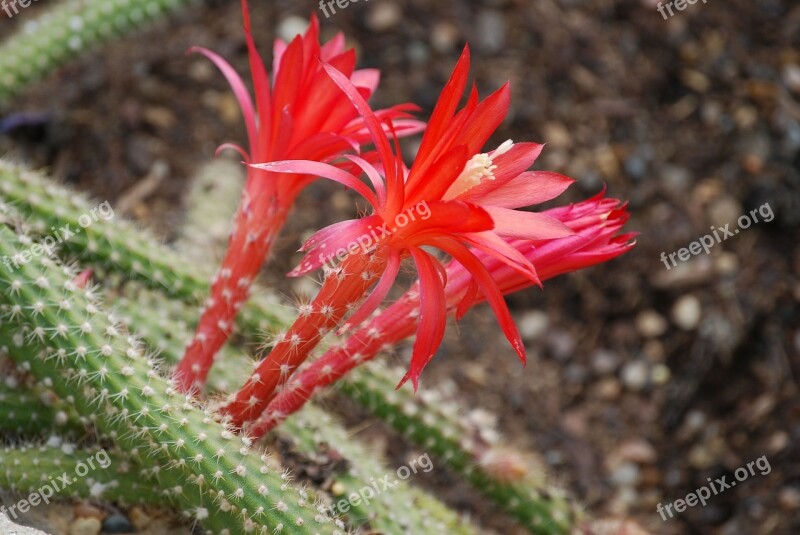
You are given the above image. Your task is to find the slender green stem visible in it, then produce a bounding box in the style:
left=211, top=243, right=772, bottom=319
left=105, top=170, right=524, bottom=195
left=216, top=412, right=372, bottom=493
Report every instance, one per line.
left=0, top=0, right=202, bottom=105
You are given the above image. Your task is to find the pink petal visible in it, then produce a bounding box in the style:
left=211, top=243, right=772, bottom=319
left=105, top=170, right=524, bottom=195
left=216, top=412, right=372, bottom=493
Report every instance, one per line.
left=189, top=47, right=257, bottom=153
left=289, top=218, right=378, bottom=276
left=342, top=250, right=401, bottom=330
left=486, top=206, right=575, bottom=241
left=474, top=171, right=575, bottom=209
left=215, top=143, right=250, bottom=162
left=460, top=231, right=540, bottom=286
left=351, top=68, right=380, bottom=95
left=343, top=154, right=387, bottom=209
left=251, top=160, right=379, bottom=210
left=322, top=62, right=404, bottom=215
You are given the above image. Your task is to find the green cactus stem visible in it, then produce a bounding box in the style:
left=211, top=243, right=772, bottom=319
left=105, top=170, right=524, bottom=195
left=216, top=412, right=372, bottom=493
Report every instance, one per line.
left=115, top=285, right=481, bottom=535
left=0, top=225, right=346, bottom=535
left=0, top=0, right=201, bottom=105
left=0, top=160, right=289, bottom=333
left=0, top=442, right=163, bottom=506
left=339, top=360, right=582, bottom=534
left=281, top=405, right=478, bottom=535
left=0, top=363, right=85, bottom=437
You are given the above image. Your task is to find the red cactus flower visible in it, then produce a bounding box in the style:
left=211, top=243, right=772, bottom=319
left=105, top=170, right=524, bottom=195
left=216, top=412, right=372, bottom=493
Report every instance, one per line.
left=223, top=46, right=584, bottom=427
left=247, top=192, right=635, bottom=436
left=174, top=0, right=424, bottom=393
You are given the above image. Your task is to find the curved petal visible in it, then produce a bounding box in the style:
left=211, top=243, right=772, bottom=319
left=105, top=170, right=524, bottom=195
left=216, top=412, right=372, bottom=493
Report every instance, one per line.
left=469, top=171, right=575, bottom=209
left=344, top=154, right=387, bottom=209
left=189, top=46, right=257, bottom=153
left=398, top=247, right=448, bottom=390
left=240, top=0, right=272, bottom=153
left=485, top=206, right=575, bottom=241
left=460, top=231, right=540, bottom=286
left=341, top=249, right=401, bottom=330
left=431, top=237, right=527, bottom=365
left=251, top=160, right=379, bottom=210
left=215, top=143, right=250, bottom=162
left=289, top=218, right=380, bottom=276
left=351, top=68, right=380, bottom=95
left=322, top=62, right=404, bottom=215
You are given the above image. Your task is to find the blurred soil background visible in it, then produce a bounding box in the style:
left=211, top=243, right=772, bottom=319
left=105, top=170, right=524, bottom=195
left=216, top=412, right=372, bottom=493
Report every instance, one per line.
left=1, top=0, right=799, bottom=534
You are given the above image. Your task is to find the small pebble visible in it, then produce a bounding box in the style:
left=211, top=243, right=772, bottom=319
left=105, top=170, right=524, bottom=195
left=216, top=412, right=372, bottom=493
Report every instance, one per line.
left=595, top=377, right=622, bottom=400
left=621, top=360, right=649, bottom=391
left=73, top=503, right=104, bottom=520
left=475, top=10, right=506, bottom=53
left=102, top=513, right=133, bottom=533
left=276, top=16, right=309, bottom=42
left=431, top=21, right=459, bottom=53
left=783, top=64, right=800, bottom=94
left=517, top=310, right=549, bottom=341
left=128, top=507, right=152, bottom=530
left=779, top=487, right=800, bottom=511
left=651, top=363, right=671, bottom=385
left=590, top=349, right=620, bottom=375
left=547, top=329, right=575, bottom=361
left=609, top=461, right=641, bottom=487
left=69, top=517, right=101, bottom=535
left=672, top=295, right=702, bottom=330
left=366, top=2, right=402, bottom=31
left=618, top=439, right=657, bottom=464
left=635, top=310, right=667, bottom=338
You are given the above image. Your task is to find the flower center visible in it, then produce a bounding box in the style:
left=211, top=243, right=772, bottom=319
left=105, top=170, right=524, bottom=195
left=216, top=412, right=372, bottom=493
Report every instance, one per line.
left=444, top=140, right=514, bottom=200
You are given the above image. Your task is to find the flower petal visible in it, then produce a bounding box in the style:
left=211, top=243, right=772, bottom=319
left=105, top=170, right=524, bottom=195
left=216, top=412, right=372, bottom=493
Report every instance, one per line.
left=471, top=171, right=575, bottom=209
left=486, top=206, right=575, bottom=240
left=342, top=249, right=401, bottom=330
left=398, top=247, right=448, bottom=390
left=251, top=160, right=379, bottom=210
left=189, top=46, right=257, bottom=153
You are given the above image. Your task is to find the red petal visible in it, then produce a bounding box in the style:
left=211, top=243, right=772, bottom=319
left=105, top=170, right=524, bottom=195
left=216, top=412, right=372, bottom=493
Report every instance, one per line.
left=342, top=249, right=401, bottom=330
left=251, top=160, right=379, bottom=210
left=414, top=46, right=471, bottom=166
left=472, top=171, right=574, bottom=209
left=189, top=47, right=257, bottom=154
left=240, top=0, right=272, bottom=154
left=321, top=62, right=403, bottom=214
left=486, top=207, right=575, bottom=241
left=432, top=237, right=527, bottom=364
left=398, top=247, right=448, bottom=390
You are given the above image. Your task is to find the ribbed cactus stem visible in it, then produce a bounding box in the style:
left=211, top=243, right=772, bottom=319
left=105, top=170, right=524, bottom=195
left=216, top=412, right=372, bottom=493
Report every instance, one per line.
left=281, top=405, right=479, bottom=535
left=0, top=0, right=201, bottom=105
left=0, top=362, right=84, bottom=437
left=339, top=360, right=581, bottom=534
left=0, top=443, right=163, bottom=506
left=0, top=161, right=289, bottom=333
left=0, top=226, right=345, bottom=535
left=4, top=283, right=483, bottom=534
